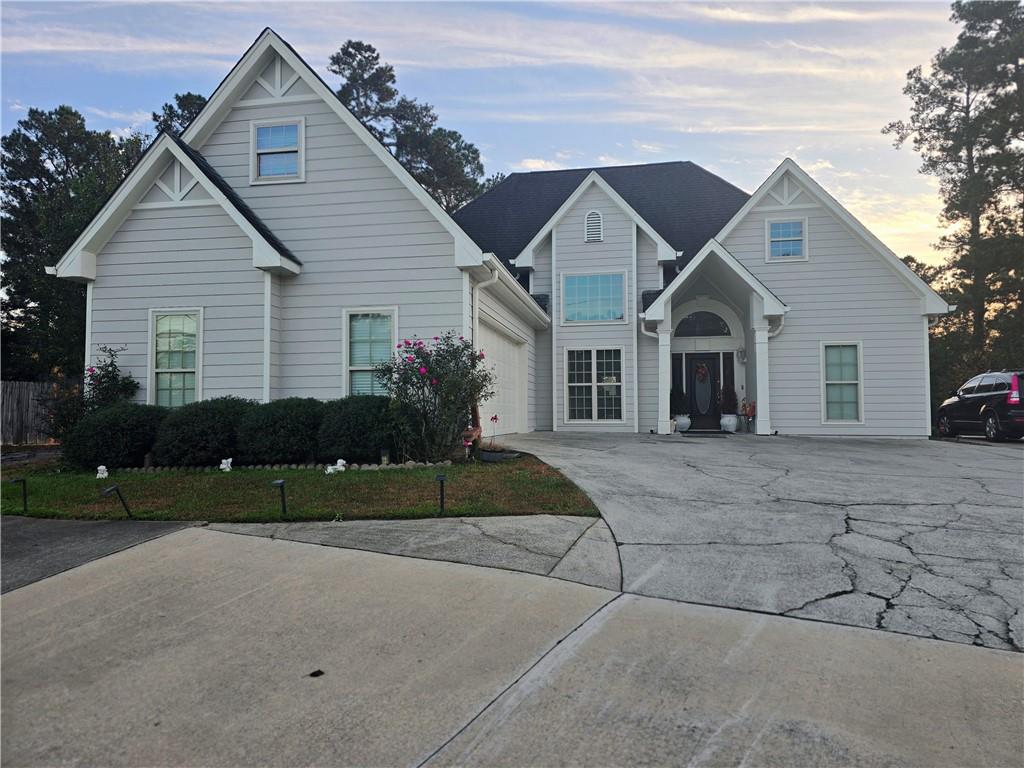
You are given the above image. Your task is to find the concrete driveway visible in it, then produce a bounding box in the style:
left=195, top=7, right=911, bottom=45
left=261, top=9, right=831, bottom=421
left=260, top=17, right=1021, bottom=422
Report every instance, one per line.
left=506, top=432, right=1024, bottom=651
left=3, top=528, right=1020, bottom=767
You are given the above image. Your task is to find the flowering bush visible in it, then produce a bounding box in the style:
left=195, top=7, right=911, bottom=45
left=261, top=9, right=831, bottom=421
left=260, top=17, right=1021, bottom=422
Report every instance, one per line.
left=84, top=345, right=139, bottom=410
left=374, top=331, right=495, bottom=462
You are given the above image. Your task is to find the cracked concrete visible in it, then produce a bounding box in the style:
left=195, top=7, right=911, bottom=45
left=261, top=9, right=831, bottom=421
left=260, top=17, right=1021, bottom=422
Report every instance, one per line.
left=208, top=514, right=620, bottom=589
left=506, top=432, right=1024, bottom=651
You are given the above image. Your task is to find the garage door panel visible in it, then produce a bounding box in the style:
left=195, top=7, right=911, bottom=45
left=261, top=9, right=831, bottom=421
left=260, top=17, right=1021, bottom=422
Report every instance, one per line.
left=479, top=321, right=524, bottom=436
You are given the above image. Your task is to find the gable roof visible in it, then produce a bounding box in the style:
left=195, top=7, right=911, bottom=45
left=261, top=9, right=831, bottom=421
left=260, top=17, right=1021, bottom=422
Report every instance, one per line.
left=453, top=161, right=750, bottom=266
left=716, top=158, right=951, bottom=315
left=54, top=133, right=300, bottom=281
left=168, top=134, right=299, bottom=266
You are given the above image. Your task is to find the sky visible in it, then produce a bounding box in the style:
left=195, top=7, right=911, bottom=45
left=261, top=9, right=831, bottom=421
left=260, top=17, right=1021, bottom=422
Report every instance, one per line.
left=2, top=1, right=958, bottom=264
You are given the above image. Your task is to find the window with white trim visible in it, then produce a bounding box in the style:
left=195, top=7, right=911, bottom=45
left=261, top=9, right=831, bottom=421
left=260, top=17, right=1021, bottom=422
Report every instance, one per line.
left=251, top=119, right=304, bottom=183
left=563, top=272, right=625, bottom=323
left=154, top=312, right=198, bottom=407
left=584, top=210, right=603, bottom=242
left=767, top=220, right=805, bottom=261
left=823, top=344, right=860, bottom=421
left=567, top=348, right=622, bottom=421
left=347, top=310, right=394, bottom=395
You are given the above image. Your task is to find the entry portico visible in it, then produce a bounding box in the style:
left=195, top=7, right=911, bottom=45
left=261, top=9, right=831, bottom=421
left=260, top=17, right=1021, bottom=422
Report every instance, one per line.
left=642, top=239, right=789, bottom=436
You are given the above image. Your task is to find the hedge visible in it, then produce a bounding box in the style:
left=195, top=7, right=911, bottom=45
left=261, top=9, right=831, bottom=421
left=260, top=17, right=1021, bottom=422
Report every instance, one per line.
left=63, top=403, right=167, bottom=469
left=153, top=396, right=256, bottom=467
left=237, top=398, right=327, bottom=465
left=317, top=396, right=397, bottom=464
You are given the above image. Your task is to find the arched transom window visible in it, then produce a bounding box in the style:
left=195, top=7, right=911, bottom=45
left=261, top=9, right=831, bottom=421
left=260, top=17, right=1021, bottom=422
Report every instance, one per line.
left=584, top=211, right=603, bottom=242
left=675, top=311, right=731, bottom=337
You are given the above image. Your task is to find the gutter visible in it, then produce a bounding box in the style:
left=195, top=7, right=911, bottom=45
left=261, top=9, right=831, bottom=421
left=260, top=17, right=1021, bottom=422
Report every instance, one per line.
left=638, top=313, right=659, bottom=339
left=478, top=254, right=550, bottom=330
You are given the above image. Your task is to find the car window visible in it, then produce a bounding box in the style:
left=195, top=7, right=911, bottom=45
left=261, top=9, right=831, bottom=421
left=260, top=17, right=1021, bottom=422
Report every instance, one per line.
left=975, top=375, right=996, bottom=394
left=959, top=376, right=983, bottom=395
left=993, top=379, right=1009, bottom=392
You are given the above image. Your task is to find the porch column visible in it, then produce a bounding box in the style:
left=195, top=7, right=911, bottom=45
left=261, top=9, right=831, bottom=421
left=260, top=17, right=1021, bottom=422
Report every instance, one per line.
left=754, top=326, right=770, bottom=435
left=658, top=326, right=673, bottom=434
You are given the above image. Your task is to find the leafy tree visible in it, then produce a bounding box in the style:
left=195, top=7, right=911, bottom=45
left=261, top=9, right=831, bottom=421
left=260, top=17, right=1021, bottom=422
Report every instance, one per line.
left=152, top=92, right=208, bottom=136
left=329, top=40, right=489, bottom=211
left=887, top=1, right=1023, bottom=419
left=479, top=172, right=507, bottom=195
left=1, top=106, right=145, bottom=380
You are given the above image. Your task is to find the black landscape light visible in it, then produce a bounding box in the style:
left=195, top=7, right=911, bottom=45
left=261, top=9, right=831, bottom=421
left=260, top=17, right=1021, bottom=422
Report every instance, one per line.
left=435, top=474, right=446, bottom=516
left=102, top=485, right=133, bottom=518
left=271, top=479, right=287, bottom=519
left=7, top=478, right=28, bottom=514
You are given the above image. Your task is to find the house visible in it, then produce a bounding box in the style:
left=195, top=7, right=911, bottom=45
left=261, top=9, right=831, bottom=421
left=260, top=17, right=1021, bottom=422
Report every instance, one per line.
left=52, top=28, right=952, bottom=439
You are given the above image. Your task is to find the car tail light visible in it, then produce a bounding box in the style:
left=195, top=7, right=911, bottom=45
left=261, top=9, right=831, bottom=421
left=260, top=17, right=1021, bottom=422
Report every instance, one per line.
left=1009, top=374, right=1021, bottom=405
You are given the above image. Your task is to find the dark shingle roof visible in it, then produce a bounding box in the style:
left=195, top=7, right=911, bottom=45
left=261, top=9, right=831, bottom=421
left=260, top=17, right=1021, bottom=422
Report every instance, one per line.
left=453, top=161, right=749, bottom=268
left=169, top=133, right=301, bottom=266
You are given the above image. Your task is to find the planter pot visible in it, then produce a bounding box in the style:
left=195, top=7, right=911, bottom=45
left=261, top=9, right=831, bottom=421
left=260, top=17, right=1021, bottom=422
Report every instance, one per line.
left=675, top=415, right=691, bottom=433
left=720, top=414, right=739, bottom=433
left=479, top=449, right=521, bottom=463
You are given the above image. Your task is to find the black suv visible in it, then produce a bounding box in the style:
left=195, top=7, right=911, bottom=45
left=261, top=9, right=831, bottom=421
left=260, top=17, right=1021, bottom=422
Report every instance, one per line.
left=936, top=370, right=1024, bottom=441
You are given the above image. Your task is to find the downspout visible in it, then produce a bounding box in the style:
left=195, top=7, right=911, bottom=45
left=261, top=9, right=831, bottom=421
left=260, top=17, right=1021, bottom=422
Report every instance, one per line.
left=472, top=260, right=500, bottom=344
left=638, top=313, right=659, bottom=339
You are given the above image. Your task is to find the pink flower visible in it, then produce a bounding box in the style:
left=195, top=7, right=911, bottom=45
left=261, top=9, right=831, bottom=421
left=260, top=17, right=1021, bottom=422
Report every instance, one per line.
left=403, top=339, right=411, bottom=347
left=419, top=366, right=428, bottom=375
left=396, top=343, right=403, bottom=349
left=463, top=438, right=473, bottom=447
left=86, top=367, right=96, bottom=374
left=405, top=355, right=414, bottom=363
left=490, top=414, right=499, bottom=424
left=415, top=340, right=424, bottom=348
left=431, top=378, right=438, bottom=386
left=459, top=336, right=465, bottom=341
left=478, top=351, right=486, bottom=359
left=433, top=336, right=440, bottom=341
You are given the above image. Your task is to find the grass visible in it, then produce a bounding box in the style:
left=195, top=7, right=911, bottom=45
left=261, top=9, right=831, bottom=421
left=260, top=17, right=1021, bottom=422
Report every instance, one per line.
left=0, top=455, right=599, bottom=523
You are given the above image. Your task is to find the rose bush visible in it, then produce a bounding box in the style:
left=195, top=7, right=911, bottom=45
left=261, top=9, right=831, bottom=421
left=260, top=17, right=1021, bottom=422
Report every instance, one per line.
left=374, top=331, right=495, bottom=462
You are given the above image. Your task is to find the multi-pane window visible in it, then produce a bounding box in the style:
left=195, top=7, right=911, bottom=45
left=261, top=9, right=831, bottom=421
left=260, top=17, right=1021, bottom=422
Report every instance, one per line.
left=348, top=311, right=394, bottom=395
left=824, top=344, right=860, bottom=421
left=768, top=220, right=805, bottom=261
left=154, top=313, right=198, bottom=407
left=253, top=121, right=302, bottom=182
left=563, top=273, right=625, bottom=323
left=567, top=348, right=622, bottom=421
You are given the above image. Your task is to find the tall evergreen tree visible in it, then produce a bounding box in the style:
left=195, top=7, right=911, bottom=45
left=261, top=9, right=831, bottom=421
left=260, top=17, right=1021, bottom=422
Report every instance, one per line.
left=1, top=107, right=144, bottom=379
left=328, top=40, right=488, bottom=212
left=152, top=92, right=208, bottom=136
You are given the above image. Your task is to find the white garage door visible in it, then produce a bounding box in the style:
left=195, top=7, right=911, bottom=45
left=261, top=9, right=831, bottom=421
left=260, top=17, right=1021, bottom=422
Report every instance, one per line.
left=478, top=320, right=525, bottom=436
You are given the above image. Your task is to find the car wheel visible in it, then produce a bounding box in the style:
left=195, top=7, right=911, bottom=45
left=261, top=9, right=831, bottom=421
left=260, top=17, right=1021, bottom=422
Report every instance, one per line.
left=937, top=413, right=957, bottom=437
left=984, top=413, right=1004, bottom=442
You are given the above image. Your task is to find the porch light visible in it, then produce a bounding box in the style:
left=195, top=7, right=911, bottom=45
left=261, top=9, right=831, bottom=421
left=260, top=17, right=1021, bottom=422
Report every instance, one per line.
left=737, top=347, right=747, bottom=364
left=101, top=485, right=133, bottom=519
left=270, top=479, right=288, bottom=519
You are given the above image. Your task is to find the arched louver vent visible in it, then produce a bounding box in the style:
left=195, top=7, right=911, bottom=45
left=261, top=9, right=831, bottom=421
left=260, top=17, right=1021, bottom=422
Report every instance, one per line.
left=584, top=210, right=603, bottom=243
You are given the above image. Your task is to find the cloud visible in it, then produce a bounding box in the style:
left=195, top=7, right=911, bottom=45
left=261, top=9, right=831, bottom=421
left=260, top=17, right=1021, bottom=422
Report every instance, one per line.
left=632, top=139, right=669, bottom=154
left=599, top=3, right=947, bottom=26
left=511, top=158, right=565, bottom=171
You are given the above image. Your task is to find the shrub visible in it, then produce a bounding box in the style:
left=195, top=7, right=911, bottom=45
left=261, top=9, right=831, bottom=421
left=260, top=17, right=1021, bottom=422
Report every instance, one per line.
left=374, top=331, right=495, bottom=462
left=84, top=345, right=139, bottom=409
left=39, top=379, right=86, bottom=443
left=153, top=396, right=256, bottom=467
left=317, top=396, right=397, bottom=464
left=237, top=398, right=326, bottom=464
left=63, top=403, right=167, bottom=469
left=719, top=387, right=739, bottom=415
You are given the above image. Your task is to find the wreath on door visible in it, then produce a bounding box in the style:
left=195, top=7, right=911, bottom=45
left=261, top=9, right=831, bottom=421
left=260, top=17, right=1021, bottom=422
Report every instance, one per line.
left=695, top=363, right=710, bottom=383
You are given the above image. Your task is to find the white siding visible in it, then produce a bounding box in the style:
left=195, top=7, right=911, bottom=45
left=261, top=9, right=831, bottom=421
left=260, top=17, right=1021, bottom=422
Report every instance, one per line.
left=198, top=87, right=465, bottom=399
left=723, top=175, right=927, bottom=436
left=636, top=230, right=661, bottom=432
left=91, top=205, right=264, bottom=403
left=531, top=238, right=553, bottom=430
left=552, top=185, right=636, bottom=432
left=636, top=229, right=661, bottom=292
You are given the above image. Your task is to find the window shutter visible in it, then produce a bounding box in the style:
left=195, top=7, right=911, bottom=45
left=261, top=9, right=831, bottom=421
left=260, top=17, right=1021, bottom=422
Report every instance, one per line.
left=584, top=211, right=603, bottom=242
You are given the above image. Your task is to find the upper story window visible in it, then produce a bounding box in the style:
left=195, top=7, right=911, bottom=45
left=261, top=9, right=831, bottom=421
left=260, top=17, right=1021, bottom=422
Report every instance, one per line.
left=251, top=118, right=304, bottom=184
left=562, top=272, right=626, bottom=324
left=675, top=311, right=731, bottom=337
left=766, top=219, right=806, bottom=262
left=584, top=211, right=603, bottom=243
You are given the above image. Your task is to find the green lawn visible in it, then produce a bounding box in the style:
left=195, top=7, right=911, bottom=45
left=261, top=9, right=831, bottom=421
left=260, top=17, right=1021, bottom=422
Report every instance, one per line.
left=0, top=455, right=599, bottom=523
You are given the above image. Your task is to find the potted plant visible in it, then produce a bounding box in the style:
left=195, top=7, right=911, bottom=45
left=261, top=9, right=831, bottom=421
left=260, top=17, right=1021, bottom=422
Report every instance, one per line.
left=719, top=387, right=739, bottom=432
left=670, top=388, right=690, bottom=432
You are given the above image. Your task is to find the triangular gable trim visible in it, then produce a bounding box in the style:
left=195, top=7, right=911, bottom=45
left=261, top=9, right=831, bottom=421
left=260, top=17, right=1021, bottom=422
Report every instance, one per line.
left=181, top=28, right=486, bottom=270
left=514, top=171, right=678, bottom=268
left=55, top=134, right=299, bottom=281
left=716, top=158, right=950, bottom=315
left=644, top=238, right=788, bottom=322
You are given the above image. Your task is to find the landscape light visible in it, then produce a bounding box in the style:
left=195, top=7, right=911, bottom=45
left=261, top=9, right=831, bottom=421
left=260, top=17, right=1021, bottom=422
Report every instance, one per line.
left=7, top=478, right=27, bottom=514
left=270, top=479, right=287, bottom=519
left=101, top=485, right=132, bottom=519
left=435, top=474, right=446, bottom=516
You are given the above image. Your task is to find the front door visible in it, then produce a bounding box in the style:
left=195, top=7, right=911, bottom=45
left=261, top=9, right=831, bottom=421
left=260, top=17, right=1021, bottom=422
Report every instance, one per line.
left=686, top=353, right=720, bottom=430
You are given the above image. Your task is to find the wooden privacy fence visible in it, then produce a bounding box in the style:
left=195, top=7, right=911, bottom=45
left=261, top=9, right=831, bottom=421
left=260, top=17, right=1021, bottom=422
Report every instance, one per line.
left=1, top=381, right=53, bottom=446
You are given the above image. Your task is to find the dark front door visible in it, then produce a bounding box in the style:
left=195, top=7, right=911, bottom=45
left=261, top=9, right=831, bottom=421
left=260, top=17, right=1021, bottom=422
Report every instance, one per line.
left=686, top=353, right=720, bottom=430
